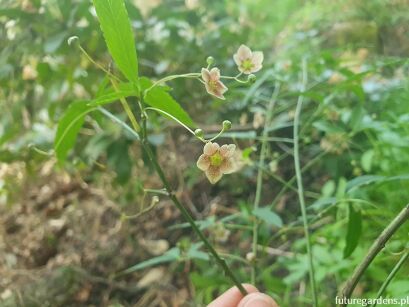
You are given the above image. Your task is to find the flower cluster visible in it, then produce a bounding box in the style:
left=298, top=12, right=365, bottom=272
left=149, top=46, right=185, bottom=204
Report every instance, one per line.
left=197, top=45, right=263, bottom=183
left=202, top=44, right=263, bottom=100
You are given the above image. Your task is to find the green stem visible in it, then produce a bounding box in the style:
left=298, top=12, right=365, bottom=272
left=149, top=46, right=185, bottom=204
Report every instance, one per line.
left=138, top=96, right=247, bottom=295
left=144, top=107, right=204, bottom=142
left=293, top=58, right=318, bottom=306
left=144, top=73, right=200, bottom=94
left=111, top=79, right=140, bottom=132
left=251, top=81, right=281, bottom=284
left=372, top=251, right=409, bottom=307
left=340, top=204, right=409, bottom=305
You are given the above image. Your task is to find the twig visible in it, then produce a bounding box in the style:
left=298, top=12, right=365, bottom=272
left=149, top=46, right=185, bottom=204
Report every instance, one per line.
left=138, top=96, right=248, bottom=295
left=372, top=251, right=409, bottom=307
left=251, top=81, right=281, bottom=284
left=339, top=204, right=409, bottom=305
left=293, top=58, right=318, bottom=307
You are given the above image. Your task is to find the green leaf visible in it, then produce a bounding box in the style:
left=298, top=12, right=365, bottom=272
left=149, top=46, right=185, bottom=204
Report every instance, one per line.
left=140, top=77, right=195, bottom=128
left=120, top=248, right=180, bottom=275
left=321, top=180, right=335, bottom=197
left=93, top=0, right=138, bottom=83
left=54, top=101, right=95, bottom=163
left=253, top=207, right=283, bottom=228
left=55, top=91, right=139, bottom=163
left=346, top=175, right=385, bottom=192
left=313, top=120, right=344, bottom=133
left=343, top=203, right=362, bottom=258
left=346, top=174, right=409, bottom=192
left=87, top=86, right=136, bottom=107
left=361, top=149, right=375, bottom=172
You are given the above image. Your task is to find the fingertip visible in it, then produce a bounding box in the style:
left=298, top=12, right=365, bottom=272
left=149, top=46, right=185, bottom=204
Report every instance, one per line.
left=242, top=283, right=259, bottom=294
left=207, top=284, right=259, bottom=307
left=238, top=293, right=279, bottom=307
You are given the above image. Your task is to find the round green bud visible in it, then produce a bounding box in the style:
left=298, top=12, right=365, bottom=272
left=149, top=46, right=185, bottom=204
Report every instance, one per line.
left=206, top=56, right=215, bottom=65
left=194, top=128, right=204, bottom=138
left=222, top=120, right=232, bottom=131
left=247, top=74, right=256, bottom=83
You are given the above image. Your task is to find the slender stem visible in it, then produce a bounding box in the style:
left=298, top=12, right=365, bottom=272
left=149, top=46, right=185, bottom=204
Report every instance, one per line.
left=269, top=151, right=327, bottom=208
left=144, top=73, right=200, bottom=94
left=141, top=126, right=247, bottom=295
left=251, top=81, right=281, bottom=284
left=208, top=126, right=227, bottom=142
left=111, top=79, right=140, bottom=132
left=78, top=44, right=122, bottom=83
left=137, top=95, right=247, bottom=295
left=144, top=107, right=204, bottom=141
left=372, top=251, right=409, bottom=307
left=340, top=204, right=409, bottom=305
left=293, top=58, right=318, bottom=306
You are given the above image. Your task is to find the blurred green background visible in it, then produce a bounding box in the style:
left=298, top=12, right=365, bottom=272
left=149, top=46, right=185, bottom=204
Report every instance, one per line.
left=1, top=0, right=409, bottom=306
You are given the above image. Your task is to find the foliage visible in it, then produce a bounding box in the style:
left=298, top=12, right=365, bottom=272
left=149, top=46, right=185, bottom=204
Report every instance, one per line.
left=1, top=0, right=409, bottom=306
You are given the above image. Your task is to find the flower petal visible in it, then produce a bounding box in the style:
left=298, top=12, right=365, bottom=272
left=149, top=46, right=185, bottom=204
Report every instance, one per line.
left=219, top=144, right=236, bottom=158
left=201, top=68, right=210, bottom=83
left=196, top=154, right=210, bottom=171
left=206, top=166, right=223, bottom=184
left=204, top=80, right=227, bottom=99
left=209, top=67, right=221, bottom=80
left=251, top=51, right=264, bottom=66
left=251, top=63, right=262, bottom=73
left=220, top=159, right=235, bottom=174
left=204, top=142, right=219, bottom=155
left=236, top=44, right=252, bottom=61
left=233, top=53, right=242, bottom=66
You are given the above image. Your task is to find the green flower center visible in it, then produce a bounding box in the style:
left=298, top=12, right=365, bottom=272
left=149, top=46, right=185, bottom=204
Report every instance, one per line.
left=241, top=59, right=254, bottom=71
left=208, top=80, right=218, bottom=90
left=210, top=152, right=223, bottom=167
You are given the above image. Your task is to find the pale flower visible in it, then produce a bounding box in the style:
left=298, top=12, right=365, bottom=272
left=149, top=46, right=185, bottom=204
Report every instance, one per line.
left=197, top=142, right=236, bottom=184
left=233, top=44, right=264, bottom=74
left=201, top=67, right=228, bottom=100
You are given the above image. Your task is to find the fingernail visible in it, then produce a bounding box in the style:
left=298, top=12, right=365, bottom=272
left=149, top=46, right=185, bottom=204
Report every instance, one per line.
left=244, top=297, right=272, bottom=307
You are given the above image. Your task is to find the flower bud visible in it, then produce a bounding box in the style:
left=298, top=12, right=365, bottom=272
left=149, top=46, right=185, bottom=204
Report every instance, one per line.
left=247, top=74, right=256, bottom=83
left=67, top=36, right=79, bottom=46
left=222, top=120, right=232, bottom=131
left=206, top=56, right=215, bottom=66
left=194, top=128, right=204, bottom=138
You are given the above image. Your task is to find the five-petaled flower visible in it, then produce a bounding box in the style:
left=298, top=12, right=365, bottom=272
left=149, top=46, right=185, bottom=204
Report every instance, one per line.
left=201, top=67, right=228, bottom=100
left=197, top=142, right=236, bottom=184
left=233, top=44, right=264, bottom=74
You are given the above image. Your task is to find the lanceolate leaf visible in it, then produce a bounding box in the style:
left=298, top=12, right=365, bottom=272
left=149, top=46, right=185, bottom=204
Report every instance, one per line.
left=120, top=248, right=180, bottom=275
left=343, top=203, right=362, bottom=258
left=140, top=77, right=195, bottom=128
left=253, top=207, right=283, bottom=228
left=54, top=101, right=95, bottom=163
left=87, top=87, right=136, bottom=107
left=93, top=0, right=138, bottom=83
left=55, top=91, right=137, bottom=163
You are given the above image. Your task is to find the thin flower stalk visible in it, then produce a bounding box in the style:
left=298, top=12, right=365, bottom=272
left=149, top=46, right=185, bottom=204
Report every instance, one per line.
left=251, top=81, right=280, bottom=284
left=293, top=58, right=318, bottom=307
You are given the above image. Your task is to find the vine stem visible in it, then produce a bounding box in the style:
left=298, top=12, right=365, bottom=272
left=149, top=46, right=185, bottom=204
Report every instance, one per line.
left=372, top=251, right=409, bottom=307
left=141, top=141, right=247, bottom=295
left=251, top=81, right=281, bottom=284
left=114, top=84, right=247, bottom=295
left=340, top=204, right=409, bottom=305
left=293, top=58, right=318, bottom=307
